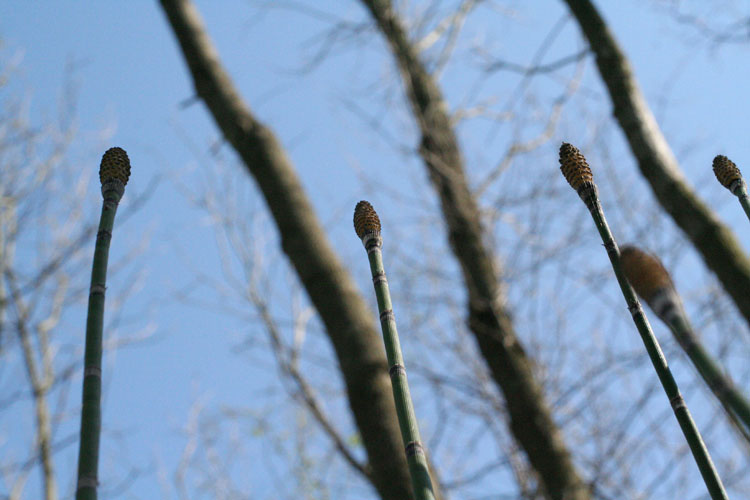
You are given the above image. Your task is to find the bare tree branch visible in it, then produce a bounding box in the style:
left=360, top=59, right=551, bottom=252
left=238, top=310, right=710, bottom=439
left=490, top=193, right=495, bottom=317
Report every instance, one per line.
left=357, top=1, right=591, bottom=499
left=5, top=270, right=57, bottom=500
left=563, top=0, right=750, bottom=329
left=158, top=0, right=429, bottom=497
left=249, top=279, right=372, bottom=480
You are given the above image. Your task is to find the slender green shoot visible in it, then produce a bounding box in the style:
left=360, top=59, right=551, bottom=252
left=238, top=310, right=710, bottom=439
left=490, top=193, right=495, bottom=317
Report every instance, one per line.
left=76, top=147, right=131, bottom=500
left=353, top=200, right=436, bottom=500
left=713, top=155, right=750, bottom=223
left=559, top=143, right=728, bottom=500
left=620, top=245, right=750, bottom=443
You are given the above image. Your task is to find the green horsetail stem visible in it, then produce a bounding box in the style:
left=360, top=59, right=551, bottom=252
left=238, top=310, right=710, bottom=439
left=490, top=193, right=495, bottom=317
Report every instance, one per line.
left=76, top=147, right=131, bottom=500
left=713, top=155, right=750, bottom=223
left=620, top=246, right=750, bottom=443
left=353, top=201, right=436, bottom=500
left=559, top=143, right=728, bottom=500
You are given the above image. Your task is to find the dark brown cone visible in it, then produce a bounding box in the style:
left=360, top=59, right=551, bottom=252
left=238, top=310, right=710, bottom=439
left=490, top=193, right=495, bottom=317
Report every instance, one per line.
left=559, top=142, right=593, bottom=192
left=620, top=245, right=674, bottom=301
left=353, top=200, right=381, bottom=238
left=99, top=147, right=131, bottom=186
left=713, top=155, right=742, bottom=190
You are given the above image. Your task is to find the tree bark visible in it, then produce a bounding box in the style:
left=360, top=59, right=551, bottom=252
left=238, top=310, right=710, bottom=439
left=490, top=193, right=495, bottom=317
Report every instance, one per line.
left=159, top=1, right=427, bottom=498
left=359, top=1, right=591, bottom=499
left=563, top=0, right=750, bottom=328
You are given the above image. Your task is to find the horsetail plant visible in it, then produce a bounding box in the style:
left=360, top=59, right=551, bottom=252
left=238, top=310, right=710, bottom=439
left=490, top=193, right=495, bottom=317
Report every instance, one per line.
left=76, top=147, right=131, bottom=500
left=620, top=245, right=750, bottom=443
left=353, top=200, right=436, bottom=500
left=713, top=155, right=750, bottom=223
left=559, top=143, right=728, bottom=500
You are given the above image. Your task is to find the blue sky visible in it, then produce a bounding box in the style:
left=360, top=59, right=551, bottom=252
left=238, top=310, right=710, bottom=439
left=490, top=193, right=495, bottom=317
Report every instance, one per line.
left=2, top=1, right=750, bottom=499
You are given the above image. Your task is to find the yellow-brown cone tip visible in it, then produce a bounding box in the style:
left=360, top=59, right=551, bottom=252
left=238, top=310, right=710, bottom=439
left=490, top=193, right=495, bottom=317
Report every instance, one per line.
left=713, top=155, right=742, bottom=189
left=353, top=200, right=381, bottom=238
left=559, top=142, right=593, bottom=192
left=99, top=147, right=131, bottom=186
left=620, top=245, right=674, bottom=301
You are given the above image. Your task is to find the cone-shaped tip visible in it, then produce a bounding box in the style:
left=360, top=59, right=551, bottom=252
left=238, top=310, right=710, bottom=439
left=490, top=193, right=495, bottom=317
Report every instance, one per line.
left=353, top=200, right=381, bottom=238
left=99, top=147, right=131, bottom=186
left=559, top=142, right=593, bottom=192
left=712, top=154, right=742, bottom=190
left=620, top=245, right=674, bottom=301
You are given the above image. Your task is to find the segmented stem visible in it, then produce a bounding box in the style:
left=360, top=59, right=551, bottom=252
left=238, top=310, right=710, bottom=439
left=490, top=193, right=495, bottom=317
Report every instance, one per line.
left=76, top=148, right=130, bottom=500
left=621, top=246, right=750, bottom=443
left=560, top=143, right=728, bottom=500
left=669, top=311, right=750, bottom=441
left=354, top=201, right=435, bottom=500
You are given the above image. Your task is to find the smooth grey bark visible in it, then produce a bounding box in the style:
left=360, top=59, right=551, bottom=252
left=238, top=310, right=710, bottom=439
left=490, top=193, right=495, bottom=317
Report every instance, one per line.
left=159, top=1, right=431, bottom=498
left=359, top=1, right=591, bottom=499
left=563, top=0, right=750, bottom=328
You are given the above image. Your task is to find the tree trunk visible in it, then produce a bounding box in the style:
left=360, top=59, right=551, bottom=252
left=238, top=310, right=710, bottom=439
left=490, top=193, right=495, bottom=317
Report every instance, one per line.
left=159, top=1, right=428, bottom=498
left=563, top=0, right=750, bottom=328
left=359, top=1, right=591, bottom=499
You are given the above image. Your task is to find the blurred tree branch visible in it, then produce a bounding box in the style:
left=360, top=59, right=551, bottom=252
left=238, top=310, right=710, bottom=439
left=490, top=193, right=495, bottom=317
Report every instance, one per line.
left=5, top=269, right=58, bottom=500
left=563, top=0, right=750, bottom=329
left=357, top=1, right=592, bottom=499
left=158, top=0, right=437, bottom=498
